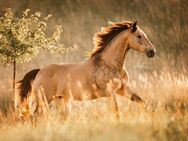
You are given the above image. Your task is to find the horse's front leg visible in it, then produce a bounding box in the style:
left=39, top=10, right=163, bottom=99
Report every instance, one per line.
left=126, top=86, right=144, bottom=103
left=106, top=80, right=120, bottom=119
left=116, top=80, right=144, bottom=103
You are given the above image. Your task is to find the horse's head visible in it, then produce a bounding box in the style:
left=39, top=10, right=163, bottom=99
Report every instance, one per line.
left=127, top=21, right=156, bottom=58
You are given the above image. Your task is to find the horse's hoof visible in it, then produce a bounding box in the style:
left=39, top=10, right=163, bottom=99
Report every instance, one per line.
left=131, top=94, right=144, bottom=103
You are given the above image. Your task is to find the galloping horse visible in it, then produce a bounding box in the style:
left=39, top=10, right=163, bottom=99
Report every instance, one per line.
left=17, top=21, right=156, bottom=118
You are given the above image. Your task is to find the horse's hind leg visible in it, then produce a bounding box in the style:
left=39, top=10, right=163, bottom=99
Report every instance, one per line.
left=32, top=86, right=50, bottom=122
left=54, top=96, right=70, bottom=120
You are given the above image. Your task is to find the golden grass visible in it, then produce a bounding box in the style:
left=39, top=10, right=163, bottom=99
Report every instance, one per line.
left=0, top=69, right=187, bottom=141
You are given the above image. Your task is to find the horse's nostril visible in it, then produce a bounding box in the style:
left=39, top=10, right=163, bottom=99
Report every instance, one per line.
left=149, top=50, right=154, bottom=56
left=146, top=49, right=155, bottom=58
left=149, top=50, right=154, bottom=54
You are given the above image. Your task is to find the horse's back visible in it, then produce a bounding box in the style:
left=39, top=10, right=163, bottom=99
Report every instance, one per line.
left=35, top=63, right=81, bottom=80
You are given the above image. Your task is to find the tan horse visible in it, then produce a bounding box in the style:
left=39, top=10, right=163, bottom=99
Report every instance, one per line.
left=18, top=21, right=156, bottom=118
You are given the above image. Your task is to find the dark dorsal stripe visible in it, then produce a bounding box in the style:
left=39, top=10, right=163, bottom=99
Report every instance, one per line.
left=90, top=21, right=134, bottom=58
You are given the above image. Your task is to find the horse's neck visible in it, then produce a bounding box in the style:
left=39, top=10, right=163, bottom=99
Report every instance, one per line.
left=88, top=33, right=129, bottom=88
left=100, top=32, right=129, bottom=70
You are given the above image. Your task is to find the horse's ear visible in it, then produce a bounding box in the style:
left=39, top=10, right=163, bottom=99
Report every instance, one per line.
left=131, top=21, right=137, bottom=32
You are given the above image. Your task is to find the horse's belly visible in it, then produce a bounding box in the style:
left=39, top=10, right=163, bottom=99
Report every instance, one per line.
left=69, top=81, right=106, bottom=101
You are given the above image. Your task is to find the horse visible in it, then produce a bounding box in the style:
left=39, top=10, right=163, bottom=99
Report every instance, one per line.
left=17, top=21, right=156, bottom=119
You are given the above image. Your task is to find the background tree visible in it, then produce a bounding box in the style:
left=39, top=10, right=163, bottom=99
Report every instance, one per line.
left=0, top=8, right=66, bottom=99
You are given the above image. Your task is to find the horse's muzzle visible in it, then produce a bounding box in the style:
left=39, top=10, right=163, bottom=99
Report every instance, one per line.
left=146, top=48, right=155, bottom=58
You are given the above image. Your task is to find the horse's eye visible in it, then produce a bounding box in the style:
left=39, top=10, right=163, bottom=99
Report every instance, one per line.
left=137, top=35, right=142, bottom=38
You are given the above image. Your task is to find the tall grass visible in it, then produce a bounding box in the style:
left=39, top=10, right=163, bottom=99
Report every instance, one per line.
left=0, top=0, right=187, bottom=141
left=0, top=71, right=188, bottom=141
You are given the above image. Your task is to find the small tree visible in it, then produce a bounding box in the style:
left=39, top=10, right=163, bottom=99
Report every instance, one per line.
left=0, top=8, right=66, bottom=98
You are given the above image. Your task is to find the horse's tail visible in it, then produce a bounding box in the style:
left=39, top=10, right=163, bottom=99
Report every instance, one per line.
left=18, top=69, right=40, bottom=101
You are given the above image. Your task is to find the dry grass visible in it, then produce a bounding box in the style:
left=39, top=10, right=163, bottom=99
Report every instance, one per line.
left=0, top=0, right=188, bottom=141
left=0, top=70, right=188, bottom=141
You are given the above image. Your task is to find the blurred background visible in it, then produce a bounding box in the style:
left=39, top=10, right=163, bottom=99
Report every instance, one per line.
left=0, top=0, right=187, bottom=107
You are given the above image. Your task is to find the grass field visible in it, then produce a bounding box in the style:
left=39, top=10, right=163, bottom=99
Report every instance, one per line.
left=0, top=70, right=187, bottom=141
left=0, top=0, right=188, bottom=141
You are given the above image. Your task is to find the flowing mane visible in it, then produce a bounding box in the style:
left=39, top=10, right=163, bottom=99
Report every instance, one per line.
left=90, top=21, right=134, bottom=58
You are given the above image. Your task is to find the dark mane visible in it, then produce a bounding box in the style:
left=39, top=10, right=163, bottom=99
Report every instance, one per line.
left=90, top=21, right=134, bottom=58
